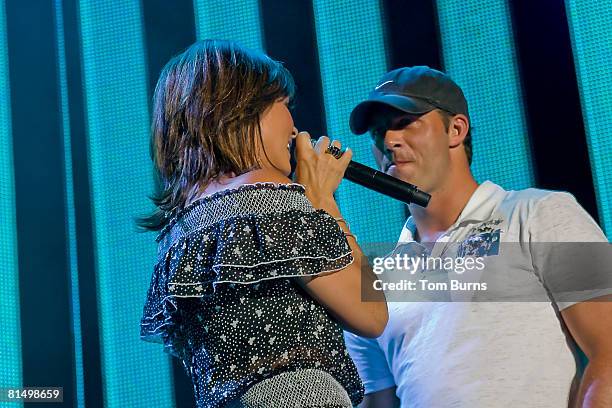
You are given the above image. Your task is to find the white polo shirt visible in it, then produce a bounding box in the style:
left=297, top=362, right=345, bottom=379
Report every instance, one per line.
left=344, top=181, right=610, bottom=407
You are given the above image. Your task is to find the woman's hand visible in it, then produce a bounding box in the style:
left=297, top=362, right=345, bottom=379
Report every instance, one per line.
left=294, top=132, right=352, bottom=207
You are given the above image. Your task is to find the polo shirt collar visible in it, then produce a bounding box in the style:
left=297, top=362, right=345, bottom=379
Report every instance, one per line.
left=402, top=180, right=506, bottom=241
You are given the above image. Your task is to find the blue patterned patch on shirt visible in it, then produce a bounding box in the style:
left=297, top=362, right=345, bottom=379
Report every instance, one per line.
left=458, top=218, right=504, bottom=258
left=458, top=230, right=501, bottom=257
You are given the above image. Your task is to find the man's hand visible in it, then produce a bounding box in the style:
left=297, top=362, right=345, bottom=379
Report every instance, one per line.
left=358, top=386, right=400, bottom=408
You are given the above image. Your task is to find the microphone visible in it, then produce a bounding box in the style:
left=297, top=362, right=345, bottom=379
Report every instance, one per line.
left=345, top=161, right=430, bottom=207
left=310, top=140, right=431, bottom=207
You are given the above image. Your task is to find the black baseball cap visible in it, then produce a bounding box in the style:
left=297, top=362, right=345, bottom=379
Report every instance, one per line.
left=349, top=66, right=469, bottom=135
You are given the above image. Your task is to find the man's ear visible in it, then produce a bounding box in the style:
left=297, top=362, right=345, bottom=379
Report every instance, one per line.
left=449, top=114, right=469, bottom=148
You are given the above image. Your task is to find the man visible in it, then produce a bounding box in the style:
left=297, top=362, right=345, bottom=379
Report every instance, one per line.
left=343, top=66, right=612, bottom=407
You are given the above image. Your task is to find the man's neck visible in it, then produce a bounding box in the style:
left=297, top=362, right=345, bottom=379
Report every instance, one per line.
left=408, top=174, right=478, bottom=243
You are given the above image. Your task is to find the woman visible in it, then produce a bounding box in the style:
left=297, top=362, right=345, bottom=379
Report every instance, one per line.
left=138, top=40, right=388, bottom=408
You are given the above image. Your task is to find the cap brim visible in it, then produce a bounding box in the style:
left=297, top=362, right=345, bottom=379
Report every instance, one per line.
left=349, top=94, right=435, bottom=135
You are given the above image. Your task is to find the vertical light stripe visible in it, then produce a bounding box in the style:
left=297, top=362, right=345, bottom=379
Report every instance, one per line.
left=436, top=0, right=535, bottom=190
left=53, top=0, right=85, bottom=406
left=193, top=0, right=264, bottom=51
left=0, top=0, right=22, bottom=398
left=78, top=0, right=170, bottom=406
left=312, top=0, right=406, bottom=245
left=566, top=0, right=612, bottom=239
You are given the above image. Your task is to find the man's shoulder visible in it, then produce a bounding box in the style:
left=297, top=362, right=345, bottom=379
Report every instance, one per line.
left=460, top=181, right=605, bottom=241
left=494, top=183, right=579, bottom=215
left=498, top=183, right=573, bottom=205
left=493, top=183, right=605, bottom=241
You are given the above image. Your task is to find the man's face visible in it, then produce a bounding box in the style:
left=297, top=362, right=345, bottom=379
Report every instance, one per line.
left=369, top=107, right=451, bottom=192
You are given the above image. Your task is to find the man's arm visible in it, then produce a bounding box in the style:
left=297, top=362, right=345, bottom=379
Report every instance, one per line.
left=528, top=192, right=612, bottom=407
left=560, top=295, right=612, bottom=408
left=358, top=386, right=400, bottom=408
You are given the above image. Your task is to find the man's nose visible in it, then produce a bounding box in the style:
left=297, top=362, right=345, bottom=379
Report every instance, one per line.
left=384, top=129, right=404, bottom=151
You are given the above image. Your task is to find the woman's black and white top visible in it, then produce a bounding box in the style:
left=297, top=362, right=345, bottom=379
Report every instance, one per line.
left=140, top=183, right=365, bottom=408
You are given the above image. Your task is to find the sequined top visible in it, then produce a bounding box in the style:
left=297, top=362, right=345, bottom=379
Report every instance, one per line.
left=140, top=183, right=365, bottom=407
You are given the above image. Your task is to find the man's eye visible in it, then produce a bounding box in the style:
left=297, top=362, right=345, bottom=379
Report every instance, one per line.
left=390, top=116, right=414, bottom=130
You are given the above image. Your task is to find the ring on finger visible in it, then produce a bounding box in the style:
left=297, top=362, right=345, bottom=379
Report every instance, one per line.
left=326, top=144, right=344, bottom=159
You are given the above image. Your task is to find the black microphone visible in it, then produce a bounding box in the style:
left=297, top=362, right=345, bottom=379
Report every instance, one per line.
left=345, top=161, right=431, bottom=207
left=311, top=141, right=431, bottom=207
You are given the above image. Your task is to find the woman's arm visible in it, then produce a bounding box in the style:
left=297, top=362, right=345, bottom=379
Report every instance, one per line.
left=244, top=134, right=389, bottom=338
left=295, top=195, right=388, bottom=338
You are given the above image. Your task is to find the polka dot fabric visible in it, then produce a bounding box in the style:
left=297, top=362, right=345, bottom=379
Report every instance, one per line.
left=140, top=183, right=365, bottom=407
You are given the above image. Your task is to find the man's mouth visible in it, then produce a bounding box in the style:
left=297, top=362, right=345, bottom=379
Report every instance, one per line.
left=385, top=159, right=414, bottom=172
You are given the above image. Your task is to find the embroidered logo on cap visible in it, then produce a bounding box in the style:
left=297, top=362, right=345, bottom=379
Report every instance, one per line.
left=375, top=80, right=393, bottom=90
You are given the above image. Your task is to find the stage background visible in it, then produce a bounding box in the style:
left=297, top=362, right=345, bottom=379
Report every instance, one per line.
left=0, top=0, right=610, bottom=407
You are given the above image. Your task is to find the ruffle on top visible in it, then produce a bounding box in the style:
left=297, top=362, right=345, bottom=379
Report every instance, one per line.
left=140, top=183, right=354, bottom=362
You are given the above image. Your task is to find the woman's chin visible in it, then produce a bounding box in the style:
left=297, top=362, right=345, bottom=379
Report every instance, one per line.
left=274, top=162, right=292, bottom=178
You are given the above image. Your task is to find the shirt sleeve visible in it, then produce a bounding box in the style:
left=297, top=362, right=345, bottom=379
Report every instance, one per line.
left=343, top=331, right=396, bottom=395
left=529, top=192, right=612, bottom=311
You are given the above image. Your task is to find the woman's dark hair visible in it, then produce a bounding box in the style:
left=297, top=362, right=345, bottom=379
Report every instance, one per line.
left=135, top=40, right=295, bottom=232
